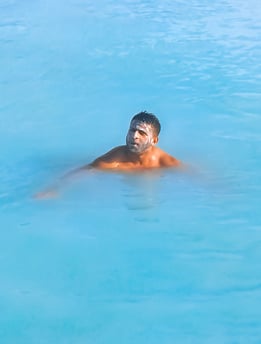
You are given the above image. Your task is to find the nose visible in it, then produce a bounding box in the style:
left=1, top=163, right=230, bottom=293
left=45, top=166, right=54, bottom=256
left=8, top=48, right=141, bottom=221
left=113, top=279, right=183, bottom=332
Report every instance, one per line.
left=133, top=130, right=139, bottom=139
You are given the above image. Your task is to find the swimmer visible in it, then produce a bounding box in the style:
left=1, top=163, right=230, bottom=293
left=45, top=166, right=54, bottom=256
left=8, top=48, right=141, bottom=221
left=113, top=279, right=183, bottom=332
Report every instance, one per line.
left=35, top=111, right=181, bottom=198
left=89, top=111, right=180, bottom=170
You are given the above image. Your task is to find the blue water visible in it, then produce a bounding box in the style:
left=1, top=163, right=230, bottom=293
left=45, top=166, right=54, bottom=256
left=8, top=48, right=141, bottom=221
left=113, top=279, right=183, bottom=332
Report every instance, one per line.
left=1, top=0, right=261, bottom=343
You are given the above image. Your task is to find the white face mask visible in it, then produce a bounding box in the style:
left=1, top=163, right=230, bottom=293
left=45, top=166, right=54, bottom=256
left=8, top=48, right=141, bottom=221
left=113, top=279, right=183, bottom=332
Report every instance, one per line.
left=126, top=120, right=156, bottom=154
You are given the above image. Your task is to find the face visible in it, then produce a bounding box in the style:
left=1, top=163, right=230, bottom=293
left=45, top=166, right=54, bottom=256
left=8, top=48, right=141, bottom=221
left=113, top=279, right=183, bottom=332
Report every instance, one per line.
left=126, top=120, right=158, bottom=154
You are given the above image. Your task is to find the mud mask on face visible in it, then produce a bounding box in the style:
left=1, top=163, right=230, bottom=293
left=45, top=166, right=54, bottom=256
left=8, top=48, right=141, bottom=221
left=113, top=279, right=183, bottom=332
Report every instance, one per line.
left=126, top=121, right=155, bottom=153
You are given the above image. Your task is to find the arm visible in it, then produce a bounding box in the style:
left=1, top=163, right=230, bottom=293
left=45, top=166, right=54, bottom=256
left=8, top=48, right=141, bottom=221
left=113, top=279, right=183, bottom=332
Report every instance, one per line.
left=34, top=164, right=93, bottom=199
left=34, top=146, right=123, bottom=199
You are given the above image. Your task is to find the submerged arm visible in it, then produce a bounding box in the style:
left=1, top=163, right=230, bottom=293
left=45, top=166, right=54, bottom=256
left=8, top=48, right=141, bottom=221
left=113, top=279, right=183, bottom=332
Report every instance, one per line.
left=34, top=164, right=93, bottom=199
left=34, top=147, right=122, bottom=199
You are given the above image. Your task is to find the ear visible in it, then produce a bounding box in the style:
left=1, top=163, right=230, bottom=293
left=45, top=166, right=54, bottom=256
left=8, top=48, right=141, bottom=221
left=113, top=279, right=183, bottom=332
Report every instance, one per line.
left=152, top=136, right=158, bottom=145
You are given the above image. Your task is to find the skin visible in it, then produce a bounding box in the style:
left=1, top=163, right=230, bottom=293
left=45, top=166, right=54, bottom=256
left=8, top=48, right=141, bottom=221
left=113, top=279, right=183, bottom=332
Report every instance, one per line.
left=35, top=119, right=180, bottom=199
left=89, top=120, right=180, bottom=170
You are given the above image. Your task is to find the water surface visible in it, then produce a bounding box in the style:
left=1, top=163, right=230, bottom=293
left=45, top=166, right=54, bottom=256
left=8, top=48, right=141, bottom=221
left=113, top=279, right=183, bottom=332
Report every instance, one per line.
left=1, top=0, right=261, bottom=343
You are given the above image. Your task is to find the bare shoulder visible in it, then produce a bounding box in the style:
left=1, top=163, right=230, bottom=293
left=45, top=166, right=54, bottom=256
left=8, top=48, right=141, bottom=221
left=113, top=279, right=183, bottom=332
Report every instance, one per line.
left=157, top=147, right=181, bottom=167
left=90, top=145, right=126, bottom=168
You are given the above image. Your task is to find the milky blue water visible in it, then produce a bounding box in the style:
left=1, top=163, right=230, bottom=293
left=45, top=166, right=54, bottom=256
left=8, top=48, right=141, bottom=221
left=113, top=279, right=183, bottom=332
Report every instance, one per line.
left=1, top=0, right=261, bottom=343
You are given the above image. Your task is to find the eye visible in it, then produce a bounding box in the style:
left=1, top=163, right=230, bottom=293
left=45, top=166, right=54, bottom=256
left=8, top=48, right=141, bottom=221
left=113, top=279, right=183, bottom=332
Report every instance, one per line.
left=138, top=130, right=147, bottom=136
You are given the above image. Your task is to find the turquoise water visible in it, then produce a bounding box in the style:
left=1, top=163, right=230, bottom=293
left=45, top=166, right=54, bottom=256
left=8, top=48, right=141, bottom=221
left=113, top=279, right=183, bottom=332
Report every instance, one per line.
left=1, top=0, right=261, bottom=343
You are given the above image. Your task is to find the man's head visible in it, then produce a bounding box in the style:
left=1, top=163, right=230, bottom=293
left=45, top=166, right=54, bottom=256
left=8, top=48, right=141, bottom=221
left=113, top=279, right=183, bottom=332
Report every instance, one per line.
left=126, top=111, right=161, bottom=154
left=131, top=111, right=161, bottom=136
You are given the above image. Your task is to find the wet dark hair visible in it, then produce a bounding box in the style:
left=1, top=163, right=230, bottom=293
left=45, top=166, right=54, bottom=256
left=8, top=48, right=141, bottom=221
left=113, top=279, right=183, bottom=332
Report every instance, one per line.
left=131, top=111, right=161, bottom=136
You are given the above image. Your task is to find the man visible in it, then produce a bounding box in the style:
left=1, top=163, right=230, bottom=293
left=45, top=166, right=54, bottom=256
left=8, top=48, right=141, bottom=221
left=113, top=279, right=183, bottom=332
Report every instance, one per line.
left=88, top=111, right=180, bottom=170
left=35, top=111, right=180, bottom=198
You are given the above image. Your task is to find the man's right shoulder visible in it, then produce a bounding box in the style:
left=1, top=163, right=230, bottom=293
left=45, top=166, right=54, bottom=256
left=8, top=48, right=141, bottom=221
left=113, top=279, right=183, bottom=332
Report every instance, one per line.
left=102, top=145, right=126, bottom=158
left=90, top=145, right=126, bottom=168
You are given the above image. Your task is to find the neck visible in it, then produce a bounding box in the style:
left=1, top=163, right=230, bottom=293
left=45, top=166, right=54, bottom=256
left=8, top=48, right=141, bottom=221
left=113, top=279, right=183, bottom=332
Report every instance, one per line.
left=126, top=146, right=154, bottom=163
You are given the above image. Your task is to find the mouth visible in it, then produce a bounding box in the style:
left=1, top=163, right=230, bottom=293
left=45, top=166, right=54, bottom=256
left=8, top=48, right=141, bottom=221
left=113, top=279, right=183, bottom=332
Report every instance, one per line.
left=129, top=142, right=138, bottom=147
left=128, top=142, right=140, bottom=151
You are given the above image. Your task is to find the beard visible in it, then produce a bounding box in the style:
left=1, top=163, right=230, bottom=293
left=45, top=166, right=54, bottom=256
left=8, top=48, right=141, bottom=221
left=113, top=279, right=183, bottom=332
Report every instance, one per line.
left=126, top=137, right=151, bottom=154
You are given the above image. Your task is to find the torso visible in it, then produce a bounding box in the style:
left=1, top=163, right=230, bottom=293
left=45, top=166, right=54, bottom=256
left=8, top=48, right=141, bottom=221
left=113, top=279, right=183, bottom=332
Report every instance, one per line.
left=91, top=145, right=180, bottom=170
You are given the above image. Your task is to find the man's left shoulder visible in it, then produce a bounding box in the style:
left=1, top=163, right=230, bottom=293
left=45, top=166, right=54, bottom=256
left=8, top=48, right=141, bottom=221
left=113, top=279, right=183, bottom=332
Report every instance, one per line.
left=157, top=148, right=180, bottom=167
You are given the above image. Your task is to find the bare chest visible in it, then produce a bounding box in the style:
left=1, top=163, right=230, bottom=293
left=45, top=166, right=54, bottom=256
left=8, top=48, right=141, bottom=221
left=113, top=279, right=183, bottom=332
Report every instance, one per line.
left=116, top=155, right=160, bottom=170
